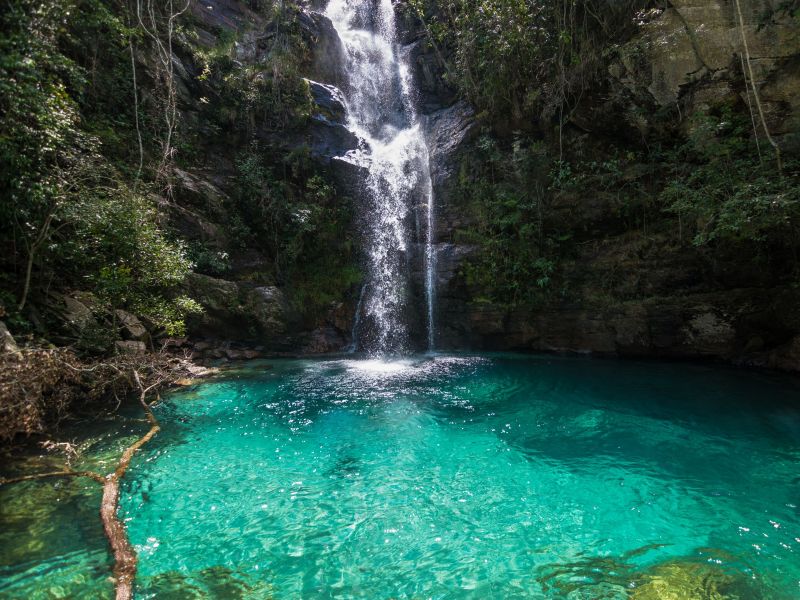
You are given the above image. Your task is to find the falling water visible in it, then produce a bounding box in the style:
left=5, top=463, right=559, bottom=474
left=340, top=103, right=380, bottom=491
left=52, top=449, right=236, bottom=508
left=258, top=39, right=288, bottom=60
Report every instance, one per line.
left=345, top=282, right=367, bottom=353
left=326, top=0, right=436, bottom=355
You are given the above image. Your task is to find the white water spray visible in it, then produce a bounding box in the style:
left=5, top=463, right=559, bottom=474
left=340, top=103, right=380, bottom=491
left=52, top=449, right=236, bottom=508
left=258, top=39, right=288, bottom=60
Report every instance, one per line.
left=326, top=0, right=436, bottom=355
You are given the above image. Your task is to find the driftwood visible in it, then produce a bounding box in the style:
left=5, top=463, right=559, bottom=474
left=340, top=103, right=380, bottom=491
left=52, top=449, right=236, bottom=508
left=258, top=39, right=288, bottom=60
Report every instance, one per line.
left=0, top=370, right=163, bottom=600
left=100, top=371, right=161, bottom=600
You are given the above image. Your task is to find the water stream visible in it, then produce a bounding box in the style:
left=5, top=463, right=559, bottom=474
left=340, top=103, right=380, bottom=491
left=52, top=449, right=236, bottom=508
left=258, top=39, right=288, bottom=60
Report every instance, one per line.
left=326, top=0, right=436, bottom=355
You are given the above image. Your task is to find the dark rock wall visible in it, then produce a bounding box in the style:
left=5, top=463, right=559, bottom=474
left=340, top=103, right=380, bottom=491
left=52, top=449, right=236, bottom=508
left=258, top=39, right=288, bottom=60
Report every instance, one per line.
left=403, top=0, right=800, bottom=371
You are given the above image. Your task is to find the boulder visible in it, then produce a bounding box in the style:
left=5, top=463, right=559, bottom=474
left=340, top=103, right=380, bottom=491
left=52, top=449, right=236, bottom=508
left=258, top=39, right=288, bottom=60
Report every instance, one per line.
left=0, top=321, right=20, bottom=355
left=115, top=309, right=149, bottom=341
left=63, top=294, right=98, bottom=334
left=306, top=79, right=348, bottom=122
left=766, top=336, right=800, bottom=372
left=187, top=273, right=241, bottom=313
left=305, top=79, right=360, bottom=162
left=185, top=274, right=293, bottom=346
left=242, top=286, right=289, bottom=336
left=115, top=340, right=147, bottom=355
left=223, top=348, right=261, bottom=360
left=161, top=337, right=189, bottom=349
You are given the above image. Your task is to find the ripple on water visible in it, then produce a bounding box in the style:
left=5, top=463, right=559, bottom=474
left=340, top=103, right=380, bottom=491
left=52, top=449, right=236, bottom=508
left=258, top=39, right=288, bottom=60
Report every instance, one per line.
left=1, top=353, right=799, bottom=599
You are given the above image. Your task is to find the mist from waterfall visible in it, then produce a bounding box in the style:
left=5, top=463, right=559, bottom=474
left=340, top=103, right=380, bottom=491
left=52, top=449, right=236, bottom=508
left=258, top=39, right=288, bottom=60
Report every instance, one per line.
left=326, top=0, right=435, bottom=356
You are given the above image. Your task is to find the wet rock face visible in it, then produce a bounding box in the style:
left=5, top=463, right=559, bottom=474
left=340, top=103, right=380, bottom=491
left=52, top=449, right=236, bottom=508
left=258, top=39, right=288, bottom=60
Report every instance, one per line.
left=423, top=101, right=477, bottom=239
left=404, top=40, right=459, bottom=113
left=301, top=11, right=348, bottom=88
left=306, top=79, right=360, bottom=161
left=436, top=287, right=799, bottom=368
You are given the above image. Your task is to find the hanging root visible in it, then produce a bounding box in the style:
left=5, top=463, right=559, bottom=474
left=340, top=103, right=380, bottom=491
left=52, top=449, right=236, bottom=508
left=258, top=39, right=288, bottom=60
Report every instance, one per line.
left=0, top=370, right=163, bottom=600
left=734, top=0, right=782, bottom=172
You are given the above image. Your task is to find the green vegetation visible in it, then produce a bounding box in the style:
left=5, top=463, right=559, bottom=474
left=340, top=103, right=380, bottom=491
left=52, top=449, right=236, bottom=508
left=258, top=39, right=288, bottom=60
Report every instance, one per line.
left=186, top=6, right=313, bottom=138
left=417, top=0, right=799, bottom=306
left=455, top=134, right=564, bottom=305
left=410, top=0, right=646, bottom=124
left=231, top=147, right=360, bottom=314
left=660, top=110, right=800, bottom=249
left=181, top=4, right=358, bottom=316
left=2, top=0, right=797, bottom=347
left=0, top=0, right=358, bottom=350
left=0, top=0, right=197, bottom=342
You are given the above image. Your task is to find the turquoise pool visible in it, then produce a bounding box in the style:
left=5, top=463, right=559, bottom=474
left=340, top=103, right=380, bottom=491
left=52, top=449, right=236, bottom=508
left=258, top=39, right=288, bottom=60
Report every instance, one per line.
left=2, top=354, right=799, bottom=598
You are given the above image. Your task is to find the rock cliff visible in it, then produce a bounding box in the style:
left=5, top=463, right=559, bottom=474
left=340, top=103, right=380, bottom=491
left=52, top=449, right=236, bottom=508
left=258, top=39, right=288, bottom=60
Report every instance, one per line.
left=406, top=0, right=800, bottom=371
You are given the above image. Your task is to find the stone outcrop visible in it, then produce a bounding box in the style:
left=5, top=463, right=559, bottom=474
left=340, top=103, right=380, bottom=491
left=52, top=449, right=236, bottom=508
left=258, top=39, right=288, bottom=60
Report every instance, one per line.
left=594, top=0, right=800, bottom=149
left=184, top=274, right=291, bottom=347
left=306, top=78, right=360, bottom=161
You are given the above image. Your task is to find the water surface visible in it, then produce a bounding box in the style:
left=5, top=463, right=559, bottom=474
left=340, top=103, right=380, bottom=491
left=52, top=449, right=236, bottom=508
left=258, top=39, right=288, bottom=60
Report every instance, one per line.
left=2, top=354, right=799, bottom=598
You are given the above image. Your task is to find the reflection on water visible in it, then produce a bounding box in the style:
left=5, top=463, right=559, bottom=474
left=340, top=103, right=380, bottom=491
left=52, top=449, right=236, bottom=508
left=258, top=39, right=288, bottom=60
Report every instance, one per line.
left=1, top=353, right=799, bottom=598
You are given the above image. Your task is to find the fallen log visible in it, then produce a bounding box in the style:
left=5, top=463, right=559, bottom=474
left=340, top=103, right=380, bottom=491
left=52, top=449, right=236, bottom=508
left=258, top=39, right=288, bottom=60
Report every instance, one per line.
left=0, top=370, right=163, bottom=600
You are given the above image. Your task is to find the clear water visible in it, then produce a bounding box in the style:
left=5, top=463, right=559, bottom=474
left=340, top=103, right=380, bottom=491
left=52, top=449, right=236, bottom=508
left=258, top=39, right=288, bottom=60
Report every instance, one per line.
left=326, top=0, right=436, bottom=355
left=2, top=354, right=800, bottom=599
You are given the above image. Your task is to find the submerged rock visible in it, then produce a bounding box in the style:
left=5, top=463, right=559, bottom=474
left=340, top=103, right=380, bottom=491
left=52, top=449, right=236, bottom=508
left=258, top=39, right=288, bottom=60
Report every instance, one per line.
left=632, top=560, right=763, bottom=600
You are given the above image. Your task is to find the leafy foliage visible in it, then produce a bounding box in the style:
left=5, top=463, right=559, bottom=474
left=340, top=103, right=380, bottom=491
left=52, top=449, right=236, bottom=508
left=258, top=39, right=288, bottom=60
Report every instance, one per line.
left=0, top=0, right=198, bottom=340
left=409, top=0, right=648, bottom=124
left=186, top=2, right=312, bottom=138
left=231, top=146, right=360, bottom=313
left=660, top=110, right=800, bottom=248
left=456, top=134, right=565, bottom=305
left=68, top=190, right=201, bottom=335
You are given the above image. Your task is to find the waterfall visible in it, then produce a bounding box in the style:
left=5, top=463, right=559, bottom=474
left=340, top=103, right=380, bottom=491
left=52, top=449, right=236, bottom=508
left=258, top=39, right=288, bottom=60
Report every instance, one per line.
left=326, top=0, right=436, bottom=356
